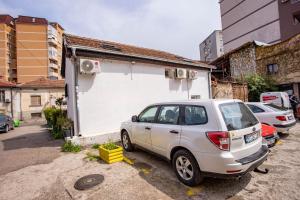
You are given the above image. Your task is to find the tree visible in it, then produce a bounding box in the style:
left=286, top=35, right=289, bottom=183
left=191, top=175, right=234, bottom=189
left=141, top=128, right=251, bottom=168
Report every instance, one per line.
left=245, top=74, right=278, bottom=102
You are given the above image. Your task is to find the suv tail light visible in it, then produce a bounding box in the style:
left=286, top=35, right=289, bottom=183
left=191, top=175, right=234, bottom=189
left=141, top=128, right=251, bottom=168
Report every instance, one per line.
left=206, top=131, right=230, bottom=151
left=276, top=116, right=287, bottom=121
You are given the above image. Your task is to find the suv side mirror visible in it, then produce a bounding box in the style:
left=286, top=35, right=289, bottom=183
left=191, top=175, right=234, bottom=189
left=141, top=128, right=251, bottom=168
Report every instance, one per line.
left=131, top=115, right=138, bottom=122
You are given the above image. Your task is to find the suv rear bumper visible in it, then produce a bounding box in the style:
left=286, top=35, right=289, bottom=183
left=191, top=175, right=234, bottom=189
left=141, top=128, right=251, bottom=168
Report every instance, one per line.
left=200, top=145, right=269, bottom=179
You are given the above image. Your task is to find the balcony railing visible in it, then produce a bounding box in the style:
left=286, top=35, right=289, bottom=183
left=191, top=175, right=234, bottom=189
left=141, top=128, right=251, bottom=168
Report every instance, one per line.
left=49, top=63, right=58, bottom=70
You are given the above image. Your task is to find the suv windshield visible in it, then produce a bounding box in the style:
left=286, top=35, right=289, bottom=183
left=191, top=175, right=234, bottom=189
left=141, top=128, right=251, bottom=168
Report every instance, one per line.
left=265, top=103, right=288, bottom=112
left=219, top=102, right=259, bottom=131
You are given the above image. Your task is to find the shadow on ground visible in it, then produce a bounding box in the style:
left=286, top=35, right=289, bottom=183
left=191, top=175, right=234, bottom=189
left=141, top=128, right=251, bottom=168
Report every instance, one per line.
left=125, top=149, right=251, bottom=200
left=1, top=128, right=64, bottom=151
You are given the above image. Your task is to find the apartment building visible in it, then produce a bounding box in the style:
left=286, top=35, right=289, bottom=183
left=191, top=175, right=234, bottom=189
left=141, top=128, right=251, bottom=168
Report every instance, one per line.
left=0, top=15, right=16, bottom=82
left=199, top=30, right=224, bottom=62
left=0, top=15, right=64, bottom=83
left=220, top=0, right=300, bottom=52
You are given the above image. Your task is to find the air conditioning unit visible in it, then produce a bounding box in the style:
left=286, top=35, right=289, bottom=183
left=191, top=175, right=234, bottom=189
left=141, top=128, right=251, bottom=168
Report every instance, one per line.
left=176, top=68, right=187, bottom=79
left=165, top=68, right=176, bottom=79
left=79, top=59, right=101, bottom=74
left=5, top=98, right=11, bottom=103
left=188, top=70, right=198, bottom=80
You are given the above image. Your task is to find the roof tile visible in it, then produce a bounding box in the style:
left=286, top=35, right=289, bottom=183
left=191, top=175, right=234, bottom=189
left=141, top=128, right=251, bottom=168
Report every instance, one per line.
left=65, top=34, right=213, bottom=69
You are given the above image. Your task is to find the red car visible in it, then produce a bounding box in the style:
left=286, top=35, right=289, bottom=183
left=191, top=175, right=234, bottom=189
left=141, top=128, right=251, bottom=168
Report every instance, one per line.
left=261, top=124, right=279, bottom=147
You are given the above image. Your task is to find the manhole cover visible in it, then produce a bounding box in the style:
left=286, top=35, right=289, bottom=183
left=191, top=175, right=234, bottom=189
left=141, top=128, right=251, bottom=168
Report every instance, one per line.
left=74, top=174, right=104, bottom=190
left=134, top=162, right=153, bottom=170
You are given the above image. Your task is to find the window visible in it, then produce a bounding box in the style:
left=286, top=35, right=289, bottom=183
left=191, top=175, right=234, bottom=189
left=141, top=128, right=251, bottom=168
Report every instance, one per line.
left=184, top=106, right=207, bottom=125
left=157, top=106, right=179, bottom=124
left=266, top=64, right=278, bottom=74
left=139, top=106, right=158, bottom=123
left=31, top=113, right=42, bottom=119
left=0, top=90, right=5, bottom=102
left=247, top=104, right=265, bottom=113
left=293, top=12, right=300, bottom=25
left=219, top=102, right=259, bottom=131
left=31, top=95, right=41, bottom=106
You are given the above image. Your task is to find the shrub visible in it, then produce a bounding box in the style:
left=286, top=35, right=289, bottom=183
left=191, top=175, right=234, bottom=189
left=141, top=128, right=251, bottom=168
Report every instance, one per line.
left=245, top=74, right=278, bottom=102
left=62, top=141, right=81, bottom=153
left=102, top=141, right=118, bottom=150
left=44, top=106, right=73, bottom=140
left=92, top=143, right=100, bottom=149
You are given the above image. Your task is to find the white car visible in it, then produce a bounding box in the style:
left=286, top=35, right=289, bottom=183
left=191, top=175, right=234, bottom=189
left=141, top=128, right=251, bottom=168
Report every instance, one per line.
left=246, top=102, right=296, bottom=133
left=121, top=99, right=268, bottom=186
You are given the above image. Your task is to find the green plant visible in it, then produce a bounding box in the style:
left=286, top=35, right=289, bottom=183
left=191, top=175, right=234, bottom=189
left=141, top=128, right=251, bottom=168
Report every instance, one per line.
left=55, top=97, right=64, bottom=110
left=85, top=152, right=100, bottom=161
left=245, top=74, right=278, bottom=101
left=62, top=141, right=81, bottom=153
left=92, top=143, right=100, bottom=149
left=102, top=141, right=118, bottom=150
left=52, top=128, right=64, bottom=139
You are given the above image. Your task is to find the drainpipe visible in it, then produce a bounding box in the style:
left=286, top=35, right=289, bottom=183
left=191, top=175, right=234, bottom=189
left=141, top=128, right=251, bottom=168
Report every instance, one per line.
left=10, top=87, right=13, bottom=118
left=208, top=69, right=212, bottom=99
left=71, top=47, right=80, bottom=137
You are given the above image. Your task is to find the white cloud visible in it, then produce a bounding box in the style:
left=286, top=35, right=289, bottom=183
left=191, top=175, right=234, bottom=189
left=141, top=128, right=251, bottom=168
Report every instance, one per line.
left=1, top=0, right=221, bottom=59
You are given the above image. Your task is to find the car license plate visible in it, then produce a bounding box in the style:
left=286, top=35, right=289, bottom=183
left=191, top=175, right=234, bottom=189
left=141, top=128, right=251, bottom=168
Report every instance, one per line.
left=288, top=116, right=294, bottom=120
left=244, top=131, right=258, bottom=144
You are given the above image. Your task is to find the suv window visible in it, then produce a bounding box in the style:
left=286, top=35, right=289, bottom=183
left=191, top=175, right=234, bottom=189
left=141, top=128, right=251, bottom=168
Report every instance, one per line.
left=139, top=106, right=158, bottom=123
left=219, top=102, right=259, bottom=131
left=157, top=106, right=179, bottom=124
left=184, top=106, right=207, bottom=125
left=247, top=104, right=265, bottom=113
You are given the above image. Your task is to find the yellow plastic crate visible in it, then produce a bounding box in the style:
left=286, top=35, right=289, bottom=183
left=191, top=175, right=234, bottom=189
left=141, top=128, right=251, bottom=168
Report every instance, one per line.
left=99, top=145, right=123, bottom=164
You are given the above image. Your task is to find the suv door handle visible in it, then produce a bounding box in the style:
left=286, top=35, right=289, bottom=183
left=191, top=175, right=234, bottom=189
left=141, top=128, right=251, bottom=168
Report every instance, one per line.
left=145, top=127, right=151, bottom=130
left=169, top=130, right=179, bottom=134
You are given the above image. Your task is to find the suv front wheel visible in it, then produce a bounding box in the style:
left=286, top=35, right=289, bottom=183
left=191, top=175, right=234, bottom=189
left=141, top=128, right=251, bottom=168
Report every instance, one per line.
left=121, top=130, right=134, bottom=152
left=172, top=149, right=203, bottom=186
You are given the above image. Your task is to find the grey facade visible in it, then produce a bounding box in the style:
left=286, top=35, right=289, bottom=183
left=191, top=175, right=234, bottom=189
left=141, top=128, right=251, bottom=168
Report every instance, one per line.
left=199, top=30, right=224, bottom=62
left=220, top=0, right=300, bottom=52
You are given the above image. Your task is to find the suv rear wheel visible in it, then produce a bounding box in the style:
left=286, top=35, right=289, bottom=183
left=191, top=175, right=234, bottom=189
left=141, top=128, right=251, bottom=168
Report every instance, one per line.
left=172, top=149, right=203, bottom=186
left=121, top=130, right=134, bottom=152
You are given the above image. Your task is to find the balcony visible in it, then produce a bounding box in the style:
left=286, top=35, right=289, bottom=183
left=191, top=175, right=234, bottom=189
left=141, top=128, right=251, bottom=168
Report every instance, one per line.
left=49, top=63, right=58, bottom=70
left=48, top=38, right=57, bottom=46
left=49, top=71, right=58, bottom=77
left=48, top=47, right=58, bottom=61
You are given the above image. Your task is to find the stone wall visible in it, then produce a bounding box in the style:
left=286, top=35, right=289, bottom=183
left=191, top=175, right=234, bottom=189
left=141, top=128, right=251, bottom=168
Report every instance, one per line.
left=256, top=34, right=300, bottom=85
left=229, top=43, right=257, bottom=79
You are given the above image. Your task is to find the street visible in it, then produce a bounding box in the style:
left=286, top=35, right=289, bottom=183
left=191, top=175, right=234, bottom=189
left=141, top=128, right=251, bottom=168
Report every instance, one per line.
left=0, top=123, right=299, bottom=200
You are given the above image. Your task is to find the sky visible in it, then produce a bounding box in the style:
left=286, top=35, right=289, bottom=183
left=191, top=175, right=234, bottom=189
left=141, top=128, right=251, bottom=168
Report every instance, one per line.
left=0, top=0, right=221, bottom=59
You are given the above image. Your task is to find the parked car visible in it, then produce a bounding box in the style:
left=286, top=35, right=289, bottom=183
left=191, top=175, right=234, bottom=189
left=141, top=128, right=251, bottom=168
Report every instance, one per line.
left=261, top=124, right=279, bottom=147
left=260, top=92, right=291, bottom=109
left=121, top=99, right=269, bottom=186
left=246, top=102, right=296, bottom=133
left=0, top=114, right=14, bottom=133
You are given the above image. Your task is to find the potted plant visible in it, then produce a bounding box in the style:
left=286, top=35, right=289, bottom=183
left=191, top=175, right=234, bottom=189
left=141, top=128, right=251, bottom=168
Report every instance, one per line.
left=99, top=141, right=123, bottom=164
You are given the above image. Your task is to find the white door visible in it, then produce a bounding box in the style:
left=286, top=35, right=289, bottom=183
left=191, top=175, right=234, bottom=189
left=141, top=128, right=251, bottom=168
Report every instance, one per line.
left=151, top=105, right=181, bottom=157
left=132, top=106, right=159, bottom=150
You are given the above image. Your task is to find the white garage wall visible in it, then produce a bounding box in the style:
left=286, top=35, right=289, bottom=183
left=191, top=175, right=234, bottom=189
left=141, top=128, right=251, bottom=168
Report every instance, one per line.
left=76, top=59, right=209, bottom=137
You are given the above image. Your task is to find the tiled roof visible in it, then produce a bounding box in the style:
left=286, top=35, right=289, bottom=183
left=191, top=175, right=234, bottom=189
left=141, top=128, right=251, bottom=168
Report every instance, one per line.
left=19, top=77, right=64, bottom=88
left=15, top=16, right=48, bottom=25
left=0, top=15, right=14, bottom=26
left=64, top=34, right=214, bottom=69
left=0, top=80, right=16, bottom=87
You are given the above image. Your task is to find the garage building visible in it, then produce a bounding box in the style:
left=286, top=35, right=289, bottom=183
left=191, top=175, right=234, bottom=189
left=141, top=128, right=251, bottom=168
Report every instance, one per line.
left=62, top=34, right=215, bottom=144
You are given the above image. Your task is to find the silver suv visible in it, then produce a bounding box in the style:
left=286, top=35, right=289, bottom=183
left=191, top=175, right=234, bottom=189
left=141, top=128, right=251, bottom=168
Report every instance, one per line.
left=120, top=99, right=269, bottom=186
